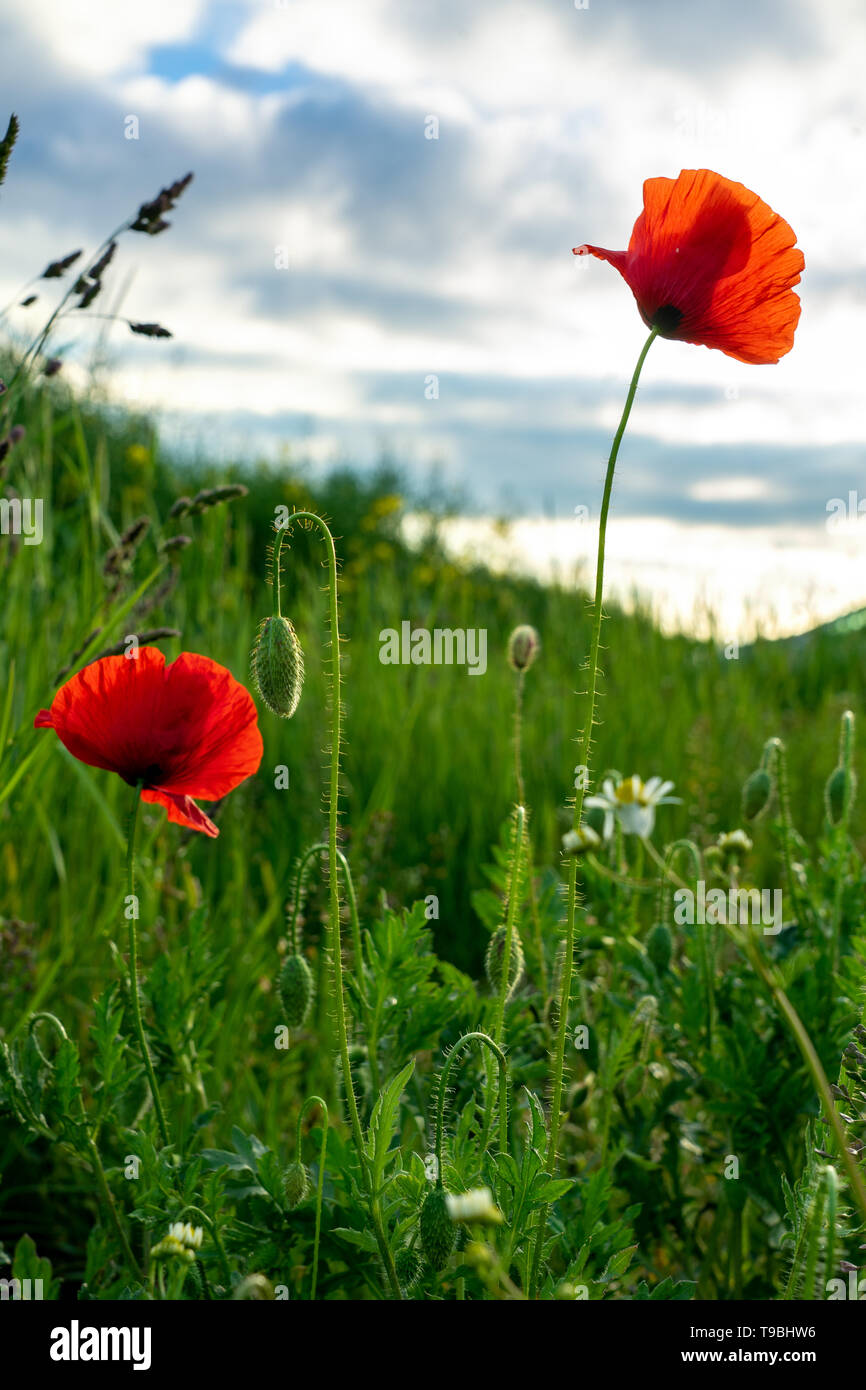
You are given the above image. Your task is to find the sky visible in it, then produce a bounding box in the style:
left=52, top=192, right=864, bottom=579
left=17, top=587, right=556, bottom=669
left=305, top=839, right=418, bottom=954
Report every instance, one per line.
left=1, top=0, right=864, bottom=633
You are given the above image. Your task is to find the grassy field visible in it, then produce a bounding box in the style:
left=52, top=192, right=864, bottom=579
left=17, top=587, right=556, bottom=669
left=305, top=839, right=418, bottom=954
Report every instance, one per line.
left=2, top=357, right=866, bottom=1301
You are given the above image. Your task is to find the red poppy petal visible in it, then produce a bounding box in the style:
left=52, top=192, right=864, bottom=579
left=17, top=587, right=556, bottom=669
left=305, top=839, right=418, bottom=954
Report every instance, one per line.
left=150, top=653, right=263, bottom=799
left=142, top=787, right=219, bottom=837
left=576, top=169, right=803, bottom=365
left=573, top=243, right=628, bottom=275
left=32, top=648, right=169, bottom=778
left=34, top=647, right=263, bottom=807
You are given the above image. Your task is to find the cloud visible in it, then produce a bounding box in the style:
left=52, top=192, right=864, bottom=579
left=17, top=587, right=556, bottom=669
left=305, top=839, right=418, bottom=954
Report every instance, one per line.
left=0, top=0, right=864, bottom=555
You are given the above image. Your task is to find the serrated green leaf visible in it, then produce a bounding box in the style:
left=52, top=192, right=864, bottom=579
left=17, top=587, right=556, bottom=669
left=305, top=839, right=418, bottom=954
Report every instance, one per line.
left=601, top=1243, right=637, bottom=1283
left=365, top=1058, right=414, bottom=1193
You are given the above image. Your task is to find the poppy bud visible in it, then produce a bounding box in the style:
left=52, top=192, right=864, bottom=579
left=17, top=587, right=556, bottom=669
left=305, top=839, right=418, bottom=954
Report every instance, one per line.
left=394, top=1246, right=422, bottom=1292
left=484, top=925, right=524, bottom=999
left=420, top=1185, right=455, bottom=1272
left=507, top=624, right=540, bottom=672
left=278, top=953, right=314, bottom=1028
left=251, top=615, right=304, bottom=719
left=646, top=922, right=672, bottom=974
left=825, top=765, right=856, bottom=827
left=742, top=768, right=772, bottom=821
left=284, top=1160, right=310, bottom=1208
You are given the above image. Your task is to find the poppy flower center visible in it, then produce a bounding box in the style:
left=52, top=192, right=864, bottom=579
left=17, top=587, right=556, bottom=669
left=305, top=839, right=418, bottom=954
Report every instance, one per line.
left=651, top=303, right=684, bottom=335
left=124, top=762, right=165, bottom=788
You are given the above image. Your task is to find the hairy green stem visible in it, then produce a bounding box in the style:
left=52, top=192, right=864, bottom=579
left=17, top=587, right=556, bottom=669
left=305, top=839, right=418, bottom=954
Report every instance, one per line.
left=278, top=513, right=401, bottom=1299
left=435, top=1031, right=509, bottom=1179
left=125, top=784, right=170, bottom=1149
left=763, top=737, right=809, bottom=933
left=491, top=806, right=525, bottom=1049
left=829, top=710, right=855, bottom=973
left=531, top=326, right=657, bottom=1297
left=482, top=808, right=525, bottom=1143
left=288, top=840, right=368, bottom=1005
left=296, top=1095, right=328, bottom=1299
left=512, top=669, right=548, bottom=998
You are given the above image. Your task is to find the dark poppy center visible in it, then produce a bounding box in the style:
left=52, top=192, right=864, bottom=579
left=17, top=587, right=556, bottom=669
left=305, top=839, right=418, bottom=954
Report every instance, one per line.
left=123, top=763, right=165, bottom=788
left=652, top=303, right=684, bottom=335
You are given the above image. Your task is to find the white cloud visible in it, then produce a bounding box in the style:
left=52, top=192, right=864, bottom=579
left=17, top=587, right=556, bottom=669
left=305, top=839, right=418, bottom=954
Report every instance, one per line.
left=4, top=0, right=205, bottom=76
left=1, top=0, right=864, bottom=557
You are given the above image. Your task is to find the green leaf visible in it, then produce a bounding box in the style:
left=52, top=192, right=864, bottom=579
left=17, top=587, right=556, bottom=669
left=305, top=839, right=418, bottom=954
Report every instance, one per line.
left=365, top=1058, right=414, bottom=1194
left=601, top=1243, right=637, bottom=1283
left=199, top=1148, right=254, bottom=1173
left=229, top=1128, right=268, bottom=1170
left=531, top=1176, right=574, bottom=1205
left=525, top=1089, right=549, bottom=1161
left=11, top=1234, right=59, bottom=1299
left=332, top=1227, right=379, bottom=1254
left=633, top=1277, right=696, bottom=1301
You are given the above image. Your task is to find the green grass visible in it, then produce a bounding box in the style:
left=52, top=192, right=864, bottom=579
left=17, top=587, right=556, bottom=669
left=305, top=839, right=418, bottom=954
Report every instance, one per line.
left=2, top=368, right=865, bottom=1301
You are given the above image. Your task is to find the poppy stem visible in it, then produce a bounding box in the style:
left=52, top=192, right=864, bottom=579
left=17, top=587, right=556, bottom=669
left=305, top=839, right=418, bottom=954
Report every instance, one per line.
left=272, top=525, right=284, bottom=618
left=530, top=325, right=658, bottom=1298
left=295, top=1096, right=328, bottom=1299
left=125, top=783, right=171, bottom=1150
left=279, top=512, right=403, bottom=1300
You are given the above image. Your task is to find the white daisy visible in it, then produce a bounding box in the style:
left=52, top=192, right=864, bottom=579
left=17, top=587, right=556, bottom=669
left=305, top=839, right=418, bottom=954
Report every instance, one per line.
left=586, top=774, right=680, bottom=839
left=562, top=825, right=601, bottom=856
left=445, top=1188, right=504, bottom=1225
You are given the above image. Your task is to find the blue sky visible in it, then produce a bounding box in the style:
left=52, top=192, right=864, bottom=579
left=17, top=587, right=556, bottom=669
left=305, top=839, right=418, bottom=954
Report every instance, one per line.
left=0, top=0, right=864, bottom=568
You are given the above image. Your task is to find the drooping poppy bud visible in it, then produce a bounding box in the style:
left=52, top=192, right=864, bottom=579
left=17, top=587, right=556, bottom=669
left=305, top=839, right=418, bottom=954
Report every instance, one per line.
left=251, top=615, right=304, bottom=718
left=284, top=1160, right=310, bottom=1208
left=485, top=926, right=524, bottom=1000
left=742, top=768, right=772, bottom=822
left=646, top=922, right=672, bottom=975
left=825, top=765, right=856, bottom=827
left=420, top=1185, right=455, bottom=1272
left=278, top=953, right=314, bottom=1029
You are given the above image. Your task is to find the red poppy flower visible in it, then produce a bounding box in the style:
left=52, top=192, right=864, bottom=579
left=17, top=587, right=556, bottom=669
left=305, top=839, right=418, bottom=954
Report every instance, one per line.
left=574, top=169, right=804, bottom=364
left=35, top=647, right=263, bottom=837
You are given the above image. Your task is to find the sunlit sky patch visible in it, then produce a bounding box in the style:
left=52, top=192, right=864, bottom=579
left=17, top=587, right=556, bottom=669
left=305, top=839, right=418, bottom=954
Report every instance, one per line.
left=1, top=0, right=864, bottom=632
